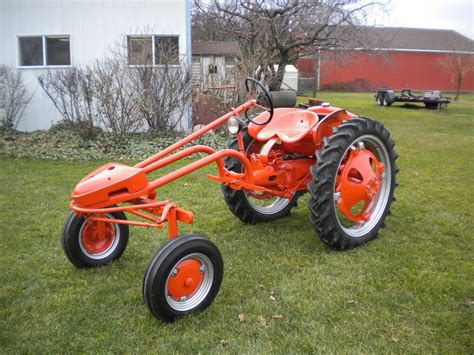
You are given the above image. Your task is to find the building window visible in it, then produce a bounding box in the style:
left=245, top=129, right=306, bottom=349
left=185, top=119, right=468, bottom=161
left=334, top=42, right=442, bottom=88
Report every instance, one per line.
left=154, top=36, right=179, bottom=64
left=18, top=35, right=71, bottom=67
left=128, top=36, right=153, bottom=65
left=127, top=35, right=179, bottom=65
left=208, top=64, right=218, bottom=74
left=46, top=36, right=71, bottom=65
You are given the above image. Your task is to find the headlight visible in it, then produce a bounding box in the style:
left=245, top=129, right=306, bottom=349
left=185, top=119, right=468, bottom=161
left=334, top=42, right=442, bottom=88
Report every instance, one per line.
left=227, top=116, right=242, bottom=134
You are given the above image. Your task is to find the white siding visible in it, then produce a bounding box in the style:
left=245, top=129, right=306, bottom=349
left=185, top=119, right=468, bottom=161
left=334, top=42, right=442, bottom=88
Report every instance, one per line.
left=0, top=0, right=190, bottom=131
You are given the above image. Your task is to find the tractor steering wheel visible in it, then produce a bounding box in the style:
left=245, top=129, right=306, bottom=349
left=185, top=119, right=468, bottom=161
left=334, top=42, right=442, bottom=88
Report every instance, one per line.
left=244, top=77, right=274, bottom=126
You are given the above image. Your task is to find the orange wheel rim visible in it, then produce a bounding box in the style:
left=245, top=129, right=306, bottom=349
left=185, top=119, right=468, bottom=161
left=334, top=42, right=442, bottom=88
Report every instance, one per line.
left=81, top=221, right=116, bottom=255
left=167, top=258, right=204, bottom=301
left=336, top=144, right=384, bottom=224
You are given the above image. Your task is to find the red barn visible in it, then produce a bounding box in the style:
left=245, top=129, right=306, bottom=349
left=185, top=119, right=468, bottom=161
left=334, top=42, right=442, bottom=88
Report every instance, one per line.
left=297, top=27, right=474, bottom=93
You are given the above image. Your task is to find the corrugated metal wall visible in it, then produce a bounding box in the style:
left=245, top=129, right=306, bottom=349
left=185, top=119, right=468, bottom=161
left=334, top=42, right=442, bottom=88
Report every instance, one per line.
left=0, top=0, right=190, bottom=131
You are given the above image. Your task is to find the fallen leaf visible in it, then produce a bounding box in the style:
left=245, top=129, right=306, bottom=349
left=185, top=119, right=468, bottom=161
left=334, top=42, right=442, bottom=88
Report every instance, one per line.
left=217, top=339, right=228, bottom=348
left=392, top=337, right=399, bottom=343
left=256, top=315, right=267, bottom=327
left=238, top=313, right=246, bottom=322
left=346, top=299, right=358, bottom=305
left=272, top=314, right=283, bottom=319
left=269, top=290, right=276, bottom=301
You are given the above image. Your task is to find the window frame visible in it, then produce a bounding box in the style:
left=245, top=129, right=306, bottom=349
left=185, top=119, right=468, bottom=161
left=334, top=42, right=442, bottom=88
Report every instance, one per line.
left=17, top=34, right=72, bottom=69
left=126, top=34, right=180, bottom=67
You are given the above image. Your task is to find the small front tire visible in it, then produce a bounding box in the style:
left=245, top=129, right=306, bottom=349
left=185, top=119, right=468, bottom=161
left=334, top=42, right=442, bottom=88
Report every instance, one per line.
left=61, top=209, right=129, bottom=268
left=142, top=233, right=224, bottom=322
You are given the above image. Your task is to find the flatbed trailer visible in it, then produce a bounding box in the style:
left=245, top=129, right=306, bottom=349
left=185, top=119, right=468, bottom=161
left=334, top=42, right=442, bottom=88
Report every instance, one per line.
left=376, top=89, right=451, bottom=109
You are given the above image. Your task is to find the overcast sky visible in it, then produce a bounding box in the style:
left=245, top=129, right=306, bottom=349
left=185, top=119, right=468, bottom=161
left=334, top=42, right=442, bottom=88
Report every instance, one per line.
left=368, top=0, right=474, bottom=39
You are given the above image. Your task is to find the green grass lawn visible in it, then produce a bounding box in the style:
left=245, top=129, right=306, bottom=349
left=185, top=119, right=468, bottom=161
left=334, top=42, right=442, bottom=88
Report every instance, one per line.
left=1, top=93, right=473, bottom=353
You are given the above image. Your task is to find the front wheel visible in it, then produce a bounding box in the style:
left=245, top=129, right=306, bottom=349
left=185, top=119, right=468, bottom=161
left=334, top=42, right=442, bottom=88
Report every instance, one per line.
left=61, top=209, right=129, bottom=268
left=142, top=234, right=223, bottom=322
left=307, top=117, right=398, bottom=250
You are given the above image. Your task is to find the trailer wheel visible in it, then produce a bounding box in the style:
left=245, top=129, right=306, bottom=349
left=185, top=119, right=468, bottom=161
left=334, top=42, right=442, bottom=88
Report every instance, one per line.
left=376, top=93, right=383, bottom=106
left=142, top=233, right=223, bottom=322
left=61, top=209, right=129, bottom=268
left=221, top=127, right=300, bottom=224
left=307, top=117, right=398, bottom=250
left=382, top=93, right=392, bottom=107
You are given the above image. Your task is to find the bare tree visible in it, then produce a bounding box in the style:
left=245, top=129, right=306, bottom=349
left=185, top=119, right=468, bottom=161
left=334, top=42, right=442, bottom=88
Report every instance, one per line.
left=130, top=40, right=192, bottom=131
left=0, top=65, right=32, bottom=131
left=193, top=0, right=388, bottom=90
left=438, top=38, right=474, bottom=101
left=38, top=36, right=191, bottom=137
left=92, top=53, right=144, bottom=138
left=38, top=67, right=97, bottom=136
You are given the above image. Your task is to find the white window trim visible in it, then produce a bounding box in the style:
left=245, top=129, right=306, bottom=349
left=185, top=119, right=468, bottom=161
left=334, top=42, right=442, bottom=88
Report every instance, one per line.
left=126, top=34, right=181, bottom=67
left=17, top=34, right=72, bottom=69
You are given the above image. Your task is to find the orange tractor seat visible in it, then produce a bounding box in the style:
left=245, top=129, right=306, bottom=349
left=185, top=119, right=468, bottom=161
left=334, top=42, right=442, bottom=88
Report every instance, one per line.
left=256, top=110, right=319, bottom=143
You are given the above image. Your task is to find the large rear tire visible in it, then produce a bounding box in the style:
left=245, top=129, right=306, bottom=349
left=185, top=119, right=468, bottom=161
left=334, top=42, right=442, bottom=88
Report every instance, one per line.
left=221, top=128, right=300, bottom=224
left=307, top=117, right=398, bottom=250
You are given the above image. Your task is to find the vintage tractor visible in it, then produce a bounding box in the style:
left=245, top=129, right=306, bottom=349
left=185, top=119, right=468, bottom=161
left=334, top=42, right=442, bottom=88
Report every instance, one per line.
left=62, top=78, right=398, bottom=322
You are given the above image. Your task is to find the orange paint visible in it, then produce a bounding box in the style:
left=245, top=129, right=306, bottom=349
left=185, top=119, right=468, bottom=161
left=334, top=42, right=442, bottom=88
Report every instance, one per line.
left=69, top=96, right=356, bottom=239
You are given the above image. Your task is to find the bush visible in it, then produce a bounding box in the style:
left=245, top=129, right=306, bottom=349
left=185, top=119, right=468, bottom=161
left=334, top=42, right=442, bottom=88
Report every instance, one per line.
left=321, top=78, right=379, bottom=92
left=0, top=125, right=227, bottom=161
left=38, top=41, right=191, bottom=138
left=0, top=65, right=32, bottom=131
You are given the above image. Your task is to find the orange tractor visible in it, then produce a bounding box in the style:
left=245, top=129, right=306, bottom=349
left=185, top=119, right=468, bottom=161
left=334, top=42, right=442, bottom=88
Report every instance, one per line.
left=62, top=78, right=398, bottom=322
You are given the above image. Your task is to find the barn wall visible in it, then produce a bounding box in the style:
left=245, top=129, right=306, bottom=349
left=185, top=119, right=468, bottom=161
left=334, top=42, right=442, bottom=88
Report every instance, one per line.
left=298, top=50, right=474, bottom=93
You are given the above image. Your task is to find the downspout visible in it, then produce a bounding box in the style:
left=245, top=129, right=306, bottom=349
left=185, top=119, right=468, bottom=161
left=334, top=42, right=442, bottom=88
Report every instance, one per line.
left=186, top=0, right=192, bottom=129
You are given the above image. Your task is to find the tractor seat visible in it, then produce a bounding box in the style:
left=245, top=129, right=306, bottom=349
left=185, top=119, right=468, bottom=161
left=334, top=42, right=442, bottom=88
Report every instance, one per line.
left=256, top=110, right=318, bottom=143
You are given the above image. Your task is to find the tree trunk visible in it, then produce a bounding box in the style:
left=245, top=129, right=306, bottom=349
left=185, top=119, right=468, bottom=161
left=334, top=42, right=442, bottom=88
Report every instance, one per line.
left=270, top=57, right=289, bottom=91
left=455, top=74, right=463, bottom=101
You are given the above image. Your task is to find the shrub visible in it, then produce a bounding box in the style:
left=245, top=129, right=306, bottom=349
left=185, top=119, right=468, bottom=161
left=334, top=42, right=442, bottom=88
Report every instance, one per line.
left=0, top=65, right=32, bottom=131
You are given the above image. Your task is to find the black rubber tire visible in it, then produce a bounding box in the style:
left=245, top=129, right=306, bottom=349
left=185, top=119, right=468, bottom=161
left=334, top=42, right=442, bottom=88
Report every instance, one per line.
left=61, top=209, right=129, bottom=268
left=382, top=93, right=392, bottom=107
left=221, top=128, right=300, bottom=224
left=307, top=117, right=398, bottom=250
left=142, top=233, right=223, bottom=322
left=376, top=93, right=383, bottom=106
left=424, top=102, right=439, bottom=110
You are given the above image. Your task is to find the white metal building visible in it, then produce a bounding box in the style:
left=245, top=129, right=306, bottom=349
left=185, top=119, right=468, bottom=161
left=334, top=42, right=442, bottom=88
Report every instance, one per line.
left=0, top=0, right=191, bottom=131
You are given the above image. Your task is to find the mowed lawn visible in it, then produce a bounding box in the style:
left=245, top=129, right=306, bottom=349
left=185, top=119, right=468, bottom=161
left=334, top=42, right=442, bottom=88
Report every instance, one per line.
left=1, top=93, right=473, bottom=353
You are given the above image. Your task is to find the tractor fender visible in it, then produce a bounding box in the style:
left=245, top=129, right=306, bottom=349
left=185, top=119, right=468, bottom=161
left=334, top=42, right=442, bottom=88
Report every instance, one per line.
left=312, top=109, right=354, bottom=147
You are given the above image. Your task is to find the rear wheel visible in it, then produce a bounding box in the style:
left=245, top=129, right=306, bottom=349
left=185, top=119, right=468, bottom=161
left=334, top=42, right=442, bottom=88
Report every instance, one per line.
left=61, top=209, right=129, bottom=268
left=221, top=128, right=300, bottom=224
left=142, top=234, right=223, bottom=322
left=307, top=117, right=398, bottom=250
